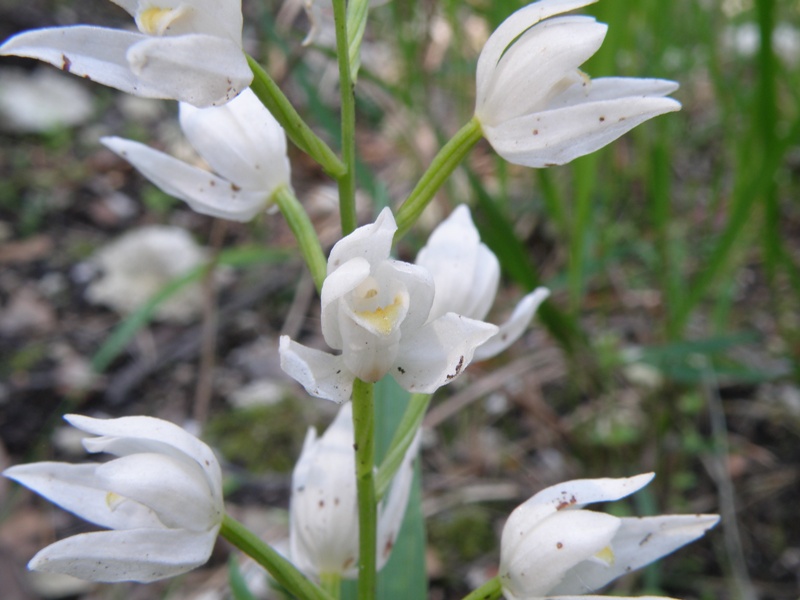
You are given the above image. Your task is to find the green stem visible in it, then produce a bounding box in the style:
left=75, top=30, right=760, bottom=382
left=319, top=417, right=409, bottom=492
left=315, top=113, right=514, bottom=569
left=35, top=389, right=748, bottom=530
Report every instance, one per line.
left=351, top=378, right=377, bottom=600
left=320, top=572, right=342, bottom=599
left=274, top=186, right=327, bottom=292
left=220, top=514, right=333, bottom=600
left=375, top=393, right=430, bottom=500
left=247, top=55, right=346, bottom=179
left=394, top=117, right=483, bottom=240
left=461, top=576, right=503, bottom=600
left=332, top=0, right=358, bottom=235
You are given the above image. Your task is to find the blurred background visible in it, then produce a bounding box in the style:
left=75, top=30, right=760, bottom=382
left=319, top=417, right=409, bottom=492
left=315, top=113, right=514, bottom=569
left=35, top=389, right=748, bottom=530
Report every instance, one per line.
left=0, top=0, right=798, bottom=598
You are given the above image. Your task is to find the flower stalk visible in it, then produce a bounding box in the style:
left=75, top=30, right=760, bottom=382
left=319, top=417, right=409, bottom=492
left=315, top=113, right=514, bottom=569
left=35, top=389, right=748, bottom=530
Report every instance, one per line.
left=247, top=55, right=346, bottom=179
left=351, top=378, right=377, bottom=600
left=220, top=515, right=333, bottom=600
left=394, top=117, right=483, bottom=240
left=332, top=0, right=358, bottom=235
left=273, top=185, right=328, bottom=292
left=462, top=576, right=503, bottom=600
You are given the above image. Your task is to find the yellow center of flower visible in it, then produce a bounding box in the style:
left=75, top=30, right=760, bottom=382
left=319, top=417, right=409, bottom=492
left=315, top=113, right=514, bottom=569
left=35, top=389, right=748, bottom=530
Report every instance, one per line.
left=356, top=295, right=404, bottom=336
left=137, top=5, right=187, bottom=36
left=593, top=545, right=615, bottom=566
left=105, top=491, right=125, bottom=511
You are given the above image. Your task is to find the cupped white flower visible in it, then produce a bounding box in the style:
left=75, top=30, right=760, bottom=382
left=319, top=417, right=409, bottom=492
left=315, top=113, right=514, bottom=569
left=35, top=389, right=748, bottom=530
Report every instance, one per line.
left=0, top=0, right=252, bottom=107
left=280, top=208, right=498, bottom=403
left=101, top=88, right=290, bottom=221
left=499, top=473, right=720, bottom=600
left=415, top=205, right=549, bottom=361
left=289, top=402, right=419, bottom=579
left=3, top=414, right=224, bottom=583
left=474, top=0, right=681, bottom=168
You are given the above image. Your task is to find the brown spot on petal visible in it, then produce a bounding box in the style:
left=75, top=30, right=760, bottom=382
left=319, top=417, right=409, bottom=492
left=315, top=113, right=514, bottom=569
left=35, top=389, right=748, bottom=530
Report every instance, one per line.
left=61, top=54, right=72, bottom=72
left=556, top=542, right=563, bottom=549
left=599, top=116, right=606, bottom=122
left=230, top=182, right=241, bottom=192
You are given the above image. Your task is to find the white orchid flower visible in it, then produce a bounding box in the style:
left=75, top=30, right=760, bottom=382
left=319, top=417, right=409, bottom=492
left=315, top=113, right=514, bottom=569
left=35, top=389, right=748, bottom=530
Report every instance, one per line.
left=3, top=414, right=224, bottom=583
left=415, top=205, right=549, bottom=361
left=499, top=473, right=719, bottom=600
left=290, top=402, right=419, bottom=578
left=280, top=208, right=499, bottom=403
left=101, top=88, right=291, bottom=222
left=0, top=0, right=252, bottom=107
left=474, top=0, right=681, bottom=168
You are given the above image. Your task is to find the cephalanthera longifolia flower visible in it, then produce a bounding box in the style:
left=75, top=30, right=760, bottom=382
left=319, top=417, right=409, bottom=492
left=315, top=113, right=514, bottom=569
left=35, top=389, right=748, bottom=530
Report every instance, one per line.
left=474, top=0, right=681, bottom=168
left=499, top=473, right=719, bottom=600
left=290, top=402, right=419, bottom=578
left=4, top=415, right=224, bottom=582
left=280, top=208, right=499, bottom=403
left=102, top=88, right=290, bottom=222
left=0, top=0, right=252, bottom=107
left=416, top=205, right=549, bottom=361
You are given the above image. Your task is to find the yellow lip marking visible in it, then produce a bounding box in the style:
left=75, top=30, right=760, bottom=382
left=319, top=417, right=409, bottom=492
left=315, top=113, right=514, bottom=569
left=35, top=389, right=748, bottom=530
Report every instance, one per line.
left=356, top=295, right=404, bottom=335
left=105, top=491, right=125, bottom=511
left=138, top=6, right=186, bottom=36
left=594, top=545, right=615, bottom=566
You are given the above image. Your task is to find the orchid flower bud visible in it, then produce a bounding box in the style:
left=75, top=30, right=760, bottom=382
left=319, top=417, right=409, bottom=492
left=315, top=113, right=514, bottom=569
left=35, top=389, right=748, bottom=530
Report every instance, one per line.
left=4, top=414, right=224, bottom=583
left=289, top=403, right=419, bottom=579
left=474, top=0, right=681, bottom=168
left=0, top=0, right=252, bottom=107
left=499, top=473, right=719, bottom=599
left=101, top=88, right=291, bottom=222
left=416, top=205, right=549, bottom=361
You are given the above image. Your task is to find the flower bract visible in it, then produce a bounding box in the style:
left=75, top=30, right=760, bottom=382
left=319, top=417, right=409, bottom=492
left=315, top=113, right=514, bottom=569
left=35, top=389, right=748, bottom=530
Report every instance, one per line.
left=3, top=414, right=224, bottom=582
left=101, top=88, right=291, bottom=222
left=499, top=473, right=719, bottom=599
left=474, top=0, right=681, bottom=167
left=289, top=402, right=419, bottom=579
left=279, top=207, right=499, bottom=403
left=0, top=0, right=252, bottom=107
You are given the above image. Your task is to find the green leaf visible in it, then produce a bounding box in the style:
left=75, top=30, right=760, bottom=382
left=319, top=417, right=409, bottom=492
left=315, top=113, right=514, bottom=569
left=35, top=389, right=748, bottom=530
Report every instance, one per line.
left=228, top=556, right=258, bottom=600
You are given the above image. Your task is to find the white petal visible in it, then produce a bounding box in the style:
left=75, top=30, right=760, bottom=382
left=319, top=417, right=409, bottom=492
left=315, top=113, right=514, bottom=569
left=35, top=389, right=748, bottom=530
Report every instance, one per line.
left=0, top=26, right=169, bottom=98
left=474, top=287, right=550, bottom=361
left=377, top=429, right=420, bottom=569
left=64, top=414, right=222, bottom=494
left=551, top=514, right=720, bottom=594
left=551, top=77, right=680, bottom=108
left=392, top=314, right=498, bottom=393
left=95, top=453, right=221, bottom=532
left=327, top=207, right=396, bottom=275
left=321, top=257, right=372, bottom=350
left=101, top=136, right=269, bottom=222
left=481, top=17, right=607, bottom=124
left=279, top=336, right=354, bottom=403
left=178, top=88, right=290, bottom=192
left=500, top=509, right=620, bottom=597
left=476, top=0, right=598, bottom=109
left=416, top=205, right=499, bottom=321
left=28, top=527, right=218, bottom=583
left=290, top=404, right=360, bottom=577
left=128, top=34, right=252, bottom=107
left=483, top=95, right=681, bottom=167
left=378, top=260, right=434, bottom=335
left=501, top=473, right=655, bottom=562
left=3, top=462, right=163, bottom=531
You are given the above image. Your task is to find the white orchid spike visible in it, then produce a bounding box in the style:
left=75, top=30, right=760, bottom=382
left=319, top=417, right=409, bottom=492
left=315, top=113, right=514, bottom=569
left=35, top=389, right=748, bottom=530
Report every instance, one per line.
left=3, top=414, right=224, bottom=583
left=474, top=0, right=681, bottom=167
left=101, top=88, right=291, bottom=222
left=499, top=473, right=719, bottom=600
left=290, top=402, right=419, bottom=578
left=280, top=207, right=499, bottom=403
left=415, top=205, right=549, bottom=361
left=0, top=0, right=252, bottom=107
